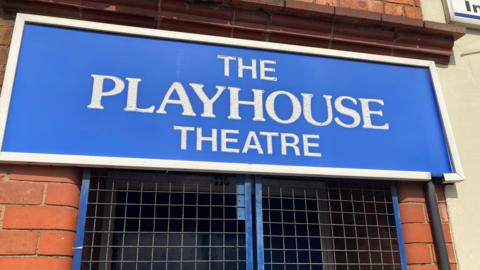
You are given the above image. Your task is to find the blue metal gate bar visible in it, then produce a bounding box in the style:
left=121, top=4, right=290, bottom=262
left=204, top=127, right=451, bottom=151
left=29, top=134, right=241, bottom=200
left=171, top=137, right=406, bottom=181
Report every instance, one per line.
left=254, top=176, right=264, bottom=270
left=391, top=184, right=408, bottom=270
left=243, top=176, right=254, bottom=270
left=237, top=178, right=246, bottom=221
left=72, top=169, right=91, bottom=270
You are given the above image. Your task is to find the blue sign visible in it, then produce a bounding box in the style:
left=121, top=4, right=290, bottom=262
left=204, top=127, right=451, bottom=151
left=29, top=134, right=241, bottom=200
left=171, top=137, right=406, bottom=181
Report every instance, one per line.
left=0, top=17, right=457, bottom=178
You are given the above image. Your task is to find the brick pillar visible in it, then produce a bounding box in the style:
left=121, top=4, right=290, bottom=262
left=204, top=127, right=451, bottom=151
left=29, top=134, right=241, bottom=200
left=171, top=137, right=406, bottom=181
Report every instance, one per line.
left=0, top=165, right=82, bottom=270
left=398, top=182, right=457, bottom=270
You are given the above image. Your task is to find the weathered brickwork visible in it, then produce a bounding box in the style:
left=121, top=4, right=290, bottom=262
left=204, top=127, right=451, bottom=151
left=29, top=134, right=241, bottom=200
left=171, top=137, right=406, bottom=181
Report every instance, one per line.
left=0, top=0, right=465, bottom=64
left=292, top=0, right=422, bottom=19
left=398, top=182, right=458, bottom=270
left=0, top=165, right=82, bottom=270
left=0, top=17, right=13, bottom=92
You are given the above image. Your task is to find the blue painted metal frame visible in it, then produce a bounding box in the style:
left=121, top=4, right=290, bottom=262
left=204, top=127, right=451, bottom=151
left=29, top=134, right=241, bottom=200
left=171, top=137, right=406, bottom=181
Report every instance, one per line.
left=243, top=176, right=254, bottom=270
left=391, top=184, right=408, bottom=270
left=71, top=171, right=408, bottom=270
left=236, top=178, right=246, bottom=221
left=72, top=169, right=91, bottom=270
left=254, top=176, right=265, bottom=270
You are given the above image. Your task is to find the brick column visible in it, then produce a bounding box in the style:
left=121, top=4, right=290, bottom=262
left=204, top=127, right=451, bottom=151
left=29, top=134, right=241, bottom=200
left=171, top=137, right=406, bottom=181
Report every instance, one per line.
left=0, top=165, right=82, bottom=270
left=398, top=182, right=457, bottom=270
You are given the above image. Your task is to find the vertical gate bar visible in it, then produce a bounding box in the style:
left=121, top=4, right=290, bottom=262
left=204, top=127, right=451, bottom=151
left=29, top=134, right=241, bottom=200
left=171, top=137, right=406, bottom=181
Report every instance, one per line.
left=244, top=176, right=254, bottom=270
left=390, top=184, right=408, bottom=270
left=72, top=169, right=91, bottom=270
left=237, top=177, right=246, bottom=221
left=255, top=176, right=264, bottom=270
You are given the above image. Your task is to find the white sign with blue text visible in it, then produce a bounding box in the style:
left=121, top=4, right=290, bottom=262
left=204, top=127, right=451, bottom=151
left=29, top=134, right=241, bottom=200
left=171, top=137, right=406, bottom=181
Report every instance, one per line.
left=444, top=0, right=480, bottom=27
left=0, top=14, right=464, bottom=181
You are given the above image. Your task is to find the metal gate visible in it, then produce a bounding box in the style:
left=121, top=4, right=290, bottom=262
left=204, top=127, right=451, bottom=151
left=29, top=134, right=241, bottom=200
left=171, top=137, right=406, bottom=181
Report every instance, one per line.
left=73, top=170, right=406, bottom=270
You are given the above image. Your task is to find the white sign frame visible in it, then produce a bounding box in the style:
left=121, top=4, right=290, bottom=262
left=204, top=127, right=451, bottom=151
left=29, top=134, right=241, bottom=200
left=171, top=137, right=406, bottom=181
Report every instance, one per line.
left=0, top=14, right=465, bottom=182
left=443, top=0, right=480, bottom=28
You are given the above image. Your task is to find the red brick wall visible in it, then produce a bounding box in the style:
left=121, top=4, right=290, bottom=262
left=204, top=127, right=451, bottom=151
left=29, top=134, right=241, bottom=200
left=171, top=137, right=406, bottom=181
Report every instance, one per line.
left=0, top=165, right=82, bottom=270
left=0, top=1, right=463, bottom=64
left=398, top=182, right=458, bottom=270
left=0, top=17, right=12, bottom=90
left=294, top=0, right=422, bottom=19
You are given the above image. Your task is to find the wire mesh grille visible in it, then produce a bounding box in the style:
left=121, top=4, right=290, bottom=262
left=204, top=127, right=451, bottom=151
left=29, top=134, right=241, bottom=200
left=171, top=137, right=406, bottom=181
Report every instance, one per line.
left=262, top=178, right=401, bottom=270
left=81, top=171, right=402, bottom=270
left=81, top=171, right=246, bottom=270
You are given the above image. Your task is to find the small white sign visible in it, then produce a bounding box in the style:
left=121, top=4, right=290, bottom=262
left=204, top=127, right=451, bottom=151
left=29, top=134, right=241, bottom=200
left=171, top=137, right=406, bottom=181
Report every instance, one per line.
left=445, top=0, right=480, bottom=27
